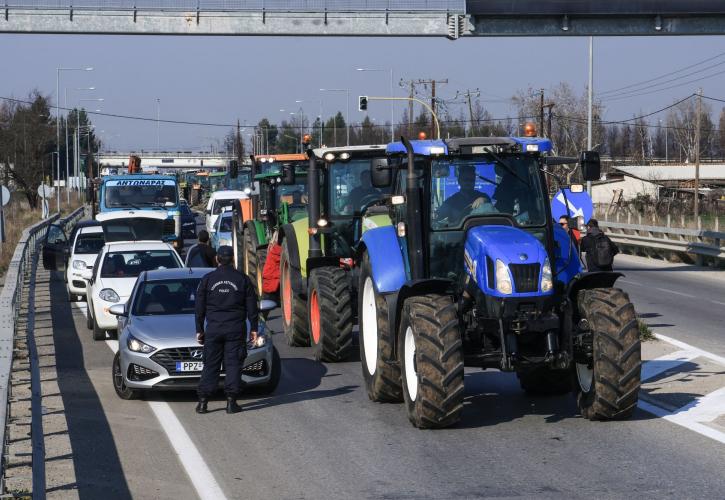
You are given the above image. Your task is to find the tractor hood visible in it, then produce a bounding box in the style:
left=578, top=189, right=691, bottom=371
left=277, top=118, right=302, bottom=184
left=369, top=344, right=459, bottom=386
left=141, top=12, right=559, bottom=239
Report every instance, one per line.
left=464, top=225, right=550, bottom=296
left=96, top=210, right=167, bottom=242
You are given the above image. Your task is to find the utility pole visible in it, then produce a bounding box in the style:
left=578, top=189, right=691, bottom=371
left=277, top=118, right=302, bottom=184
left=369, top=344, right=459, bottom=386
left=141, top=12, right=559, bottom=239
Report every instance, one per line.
left=694, top=89, right=702, bottom=218
left=543, top=103, right=555, bottom=138
left=406, top=79, right=447, bottom=138
left=399, top=79, right=418, bottom=138
left=539, top=89, right=545, bottom=137
left=587, top=36, right=594, bottom=195
left=454, top=89, right=480, bottom=137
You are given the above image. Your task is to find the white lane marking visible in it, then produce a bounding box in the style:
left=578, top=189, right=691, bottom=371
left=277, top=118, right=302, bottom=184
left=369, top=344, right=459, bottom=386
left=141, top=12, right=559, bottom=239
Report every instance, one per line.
left=655, top=333, right=725, bottom=366
left=641, top=350, right=699, bottom=382
left=711, top=300, right=725, bottom=307
left=638, top=334, right=725, bottom=445
left=653, top=287, right=695, bottom=298
left=619, top=279, right=641, bottom=286
left=72, top=302, right=228, bottom=499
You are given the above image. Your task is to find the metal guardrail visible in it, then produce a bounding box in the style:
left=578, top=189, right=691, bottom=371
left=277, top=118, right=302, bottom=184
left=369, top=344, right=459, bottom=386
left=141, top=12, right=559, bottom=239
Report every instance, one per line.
left=0, top=206, right=85, bottom=498
left=599, top=220, right=725, bottom=264
left=3, top=0, right=465, bottom=12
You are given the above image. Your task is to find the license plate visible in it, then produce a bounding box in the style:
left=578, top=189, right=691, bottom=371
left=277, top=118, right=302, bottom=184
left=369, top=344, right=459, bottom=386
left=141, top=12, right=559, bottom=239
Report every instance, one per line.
left=176, top=361, right=203, bottom=372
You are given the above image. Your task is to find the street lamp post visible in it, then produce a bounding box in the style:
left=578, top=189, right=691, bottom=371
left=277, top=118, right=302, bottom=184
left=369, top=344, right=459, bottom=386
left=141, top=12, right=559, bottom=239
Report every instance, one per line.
left=295, top=99, right=323, bottom=147
left=320, top=88, right=350, bottom=146
left=56, top=66, right=93, bottom=212
left=356, top=68, right=394, bottom=142
left=66, top=88, right=95, bottom=200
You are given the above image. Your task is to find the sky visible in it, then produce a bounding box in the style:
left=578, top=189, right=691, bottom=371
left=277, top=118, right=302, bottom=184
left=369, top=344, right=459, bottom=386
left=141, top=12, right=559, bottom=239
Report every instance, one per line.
left=3, top=34, right=725, bottom=152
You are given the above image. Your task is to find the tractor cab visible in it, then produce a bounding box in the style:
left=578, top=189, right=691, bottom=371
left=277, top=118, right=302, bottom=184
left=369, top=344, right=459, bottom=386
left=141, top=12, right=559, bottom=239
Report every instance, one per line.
left=253, top=153, right=310, bottom=226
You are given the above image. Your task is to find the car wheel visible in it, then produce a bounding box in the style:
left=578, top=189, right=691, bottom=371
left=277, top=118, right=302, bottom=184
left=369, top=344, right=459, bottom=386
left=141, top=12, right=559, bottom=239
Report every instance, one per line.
left=112, top=352, right=141, bottom=400
left=93, top=316, right=106, bottom=341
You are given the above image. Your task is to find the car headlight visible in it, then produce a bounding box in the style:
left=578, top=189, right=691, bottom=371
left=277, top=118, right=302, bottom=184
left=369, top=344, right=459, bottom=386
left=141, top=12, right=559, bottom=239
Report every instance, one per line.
left=72, top=260, right=87, bottom=270
left=99, top=288, right=120, bottom=303
left=540, top=257, right=553, bottom=292
left=127, top=334, right=156, bottom=354
left=495, top=259, right=513, bottom=295
left=247, top=334, right=267, bottom=350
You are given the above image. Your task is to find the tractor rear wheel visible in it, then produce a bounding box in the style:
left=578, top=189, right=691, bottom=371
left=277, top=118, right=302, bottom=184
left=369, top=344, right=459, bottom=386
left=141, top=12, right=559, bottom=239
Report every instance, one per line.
left=244, top=228, right=267, bottom=298
left=358, top=253, right=402, bottom=402
left=574, top=288, right=641, bottom=420
left=308, top=266, right=353, bottom=362
left=398, top=294, right=464, bottom=428
left=280, top=238, right=309, bottom=347
left=517, top=366, right=571, bottom=395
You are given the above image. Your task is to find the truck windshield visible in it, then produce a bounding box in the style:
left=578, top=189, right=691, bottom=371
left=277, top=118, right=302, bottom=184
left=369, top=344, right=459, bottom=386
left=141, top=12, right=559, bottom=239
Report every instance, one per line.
left=328, top=158, right=390, bottom=217
left=104, top=180, right=178, bottom=208
left=430, top=155, right=546, bottom=229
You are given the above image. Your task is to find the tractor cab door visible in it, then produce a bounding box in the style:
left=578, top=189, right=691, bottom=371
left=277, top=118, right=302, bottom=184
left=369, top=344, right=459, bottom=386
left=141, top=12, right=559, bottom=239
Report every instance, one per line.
left=42, top=223, right=69, bottom=271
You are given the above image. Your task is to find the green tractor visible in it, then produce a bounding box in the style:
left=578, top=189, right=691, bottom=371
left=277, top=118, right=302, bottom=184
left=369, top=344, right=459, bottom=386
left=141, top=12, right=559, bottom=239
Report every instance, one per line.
left=276, top=145, right=392, bottom=361
left=232, top=153, right=310, bottom=299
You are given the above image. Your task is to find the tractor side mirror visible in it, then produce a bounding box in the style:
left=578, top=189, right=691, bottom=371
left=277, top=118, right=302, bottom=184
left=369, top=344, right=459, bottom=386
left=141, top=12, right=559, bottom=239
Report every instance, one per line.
left=370, top=158, right=391, bottom=188
left=580, top=151, right=601, bottom=182
left=281, top=164, right=296, bottom=185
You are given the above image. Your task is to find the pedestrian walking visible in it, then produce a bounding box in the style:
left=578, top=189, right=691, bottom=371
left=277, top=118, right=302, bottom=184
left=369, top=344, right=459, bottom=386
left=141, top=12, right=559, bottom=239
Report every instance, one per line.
left=185, top=229, right=217, bottom=267
left=580, top=218, right=619, bottom=272
left=195, top=245, right=258, bottom=414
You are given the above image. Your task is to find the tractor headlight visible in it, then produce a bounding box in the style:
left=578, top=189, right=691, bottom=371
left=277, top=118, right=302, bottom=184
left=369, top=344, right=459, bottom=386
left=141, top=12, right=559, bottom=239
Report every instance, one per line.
left=540, top=257, right=553, bottom=292
left=324, top=152, right=336, bottom=162
left=72, top=260, right=87, bottom=270
left=127, top=334, right=156, bottom=354
left=495, top=259, right=513, bottom=295
left=99, top=288, right=120, bottom=303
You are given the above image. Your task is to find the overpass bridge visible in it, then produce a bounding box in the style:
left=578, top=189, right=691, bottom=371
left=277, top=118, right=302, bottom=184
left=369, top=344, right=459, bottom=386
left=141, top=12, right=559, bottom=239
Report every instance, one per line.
left=97, top=152, right=235, bottom=174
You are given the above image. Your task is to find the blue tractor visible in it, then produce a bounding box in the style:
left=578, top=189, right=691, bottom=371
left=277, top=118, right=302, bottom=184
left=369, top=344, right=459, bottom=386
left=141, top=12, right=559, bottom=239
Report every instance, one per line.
left=357, top=135, right=641, bottom=428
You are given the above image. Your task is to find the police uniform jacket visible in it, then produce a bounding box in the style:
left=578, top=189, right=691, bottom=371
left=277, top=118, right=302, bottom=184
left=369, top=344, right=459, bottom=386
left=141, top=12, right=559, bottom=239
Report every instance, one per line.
left=195, top=264, right=258, bottom=336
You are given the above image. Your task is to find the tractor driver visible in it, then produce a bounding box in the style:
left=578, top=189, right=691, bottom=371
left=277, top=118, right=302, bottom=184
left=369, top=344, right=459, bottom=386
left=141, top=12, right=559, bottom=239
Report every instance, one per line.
left=436, top=165, right=491, bottom=225
left=345, top=170, right=380, bottom=214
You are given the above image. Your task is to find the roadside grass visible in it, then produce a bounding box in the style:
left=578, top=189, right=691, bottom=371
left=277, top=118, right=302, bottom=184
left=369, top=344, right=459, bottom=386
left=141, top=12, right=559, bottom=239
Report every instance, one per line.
left=638, top=319, right=656, bottom=341
left=0, top=195, right=82, bottom=280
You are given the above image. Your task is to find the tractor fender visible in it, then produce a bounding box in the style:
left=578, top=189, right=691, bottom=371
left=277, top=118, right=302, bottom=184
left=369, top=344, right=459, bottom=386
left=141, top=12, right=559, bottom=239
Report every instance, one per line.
left=385, top=278, right=454, bottom=360
left=279, top=223, right=305, bottom=295
left=359, top=226, right=407, bottom=294
left=566, top=271, right=623, bottom=308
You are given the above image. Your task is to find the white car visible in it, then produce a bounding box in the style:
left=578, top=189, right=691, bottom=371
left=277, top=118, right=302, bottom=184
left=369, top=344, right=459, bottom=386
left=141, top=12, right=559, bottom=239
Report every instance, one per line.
left=83, top=211, right=183, bottom=340
left=66, top=223, right=105, bottom=301
left=205, top=190, right=248, bottom=234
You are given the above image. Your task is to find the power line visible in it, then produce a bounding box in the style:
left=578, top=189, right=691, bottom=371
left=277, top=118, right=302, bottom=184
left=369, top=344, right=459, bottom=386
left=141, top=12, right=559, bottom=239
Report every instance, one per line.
left=601, top=67, right=725, bottom=102
left=599, top=50, right=725, bottom=96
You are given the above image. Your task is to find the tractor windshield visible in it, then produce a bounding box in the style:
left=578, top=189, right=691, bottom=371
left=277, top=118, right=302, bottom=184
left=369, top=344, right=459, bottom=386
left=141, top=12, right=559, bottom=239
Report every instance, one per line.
left=430, top=155, right=546, bottom=230
left=328, top=158, right=390, bottom=217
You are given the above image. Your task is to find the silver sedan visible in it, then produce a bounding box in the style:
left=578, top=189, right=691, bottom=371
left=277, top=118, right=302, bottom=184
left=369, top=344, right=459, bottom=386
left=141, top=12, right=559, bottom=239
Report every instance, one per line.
left=110, top=268, right=280, bottom=399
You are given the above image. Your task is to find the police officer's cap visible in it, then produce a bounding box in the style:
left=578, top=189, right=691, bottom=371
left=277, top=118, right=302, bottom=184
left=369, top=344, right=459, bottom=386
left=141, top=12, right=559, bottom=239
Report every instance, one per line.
left=217, top=245, right=233, bottom=258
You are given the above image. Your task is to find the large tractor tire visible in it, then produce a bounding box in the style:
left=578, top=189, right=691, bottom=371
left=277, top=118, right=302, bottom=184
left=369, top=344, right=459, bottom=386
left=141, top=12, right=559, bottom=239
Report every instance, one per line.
left=280, top=238, right=309, bottom=347
left=307, top=266, right=354, bottom=362
left=574, top=288, right=641, bottom=420
left=244, top=228, right=267, bottom=298
left=357, top=253, right=402, bottom=402
left=398, top=294, right=464, bottom=429
left=517, top=366, right=571, bottom=396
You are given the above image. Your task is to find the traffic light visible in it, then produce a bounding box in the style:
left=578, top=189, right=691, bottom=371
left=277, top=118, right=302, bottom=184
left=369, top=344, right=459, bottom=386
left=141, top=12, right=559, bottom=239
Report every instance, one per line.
left=359, top=96, right=368, bottom=111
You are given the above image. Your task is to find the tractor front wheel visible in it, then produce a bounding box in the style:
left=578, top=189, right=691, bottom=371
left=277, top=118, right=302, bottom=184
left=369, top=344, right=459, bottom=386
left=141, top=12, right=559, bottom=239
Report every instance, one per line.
left=280, top=238, right=309, bottom=347
left=307, top=266, right=353, bottom=362
left=398, top=294, right=464, bottom=429
left=574, top=288, right=641, bottom=420
left=358, top=253, right=402, bottom=402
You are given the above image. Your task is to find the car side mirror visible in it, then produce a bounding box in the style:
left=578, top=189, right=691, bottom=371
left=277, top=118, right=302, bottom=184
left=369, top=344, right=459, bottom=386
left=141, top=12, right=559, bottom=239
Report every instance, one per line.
left=108, top=303, right=127, bottom=317
left=580, top=151, right=601, bottom=182
left=370, top=158, right=391, bottom=188
left=80, top=269, right=94, bottom=281
left=281, top=164, right=296, bottom=185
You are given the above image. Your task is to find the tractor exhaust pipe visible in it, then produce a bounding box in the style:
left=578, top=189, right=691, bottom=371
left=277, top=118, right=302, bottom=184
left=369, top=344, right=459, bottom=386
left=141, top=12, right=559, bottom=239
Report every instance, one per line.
left=401, top=136, right=424, bottom=280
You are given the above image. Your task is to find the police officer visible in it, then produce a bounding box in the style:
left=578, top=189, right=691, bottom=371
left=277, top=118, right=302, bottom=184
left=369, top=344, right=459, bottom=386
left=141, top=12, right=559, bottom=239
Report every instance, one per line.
left=195, top=245, right=258, bottom=414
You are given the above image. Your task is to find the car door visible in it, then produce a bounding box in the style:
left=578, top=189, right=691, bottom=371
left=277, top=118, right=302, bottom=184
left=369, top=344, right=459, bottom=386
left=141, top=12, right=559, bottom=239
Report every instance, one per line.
left=42, top=223, right=69, bottom=271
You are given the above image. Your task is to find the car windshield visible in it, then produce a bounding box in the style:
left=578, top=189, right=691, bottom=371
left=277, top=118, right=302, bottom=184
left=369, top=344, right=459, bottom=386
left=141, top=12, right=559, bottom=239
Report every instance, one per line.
left=104, top=181, right=178, bottom=208
left=329, top=158, right=390, bottom=216
left=132, top=278, right=201, bottom=316
left=74, top=233, right=105, bottom=254
left=100, top=250, right=181, bottom=278
left=218, top=215, right=232, bottom=232
left=212, top=198, right=235, bottom=215
left=430, top=155, right=546, bottom=229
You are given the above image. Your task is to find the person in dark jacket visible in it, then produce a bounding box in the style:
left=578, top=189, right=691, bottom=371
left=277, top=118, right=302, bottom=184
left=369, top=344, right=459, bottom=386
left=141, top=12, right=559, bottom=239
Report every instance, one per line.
left=195, top=246, right=258, bottom=414
left=580, top=219, right=619, bottom=272
left=185, top=230, right=217, bottom=268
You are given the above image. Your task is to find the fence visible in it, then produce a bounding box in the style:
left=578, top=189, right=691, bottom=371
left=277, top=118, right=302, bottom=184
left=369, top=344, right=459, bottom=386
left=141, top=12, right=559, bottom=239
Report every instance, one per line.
left=599, top=220, right=725, bottom=266
left=0, top=206, right=86, bottom=497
